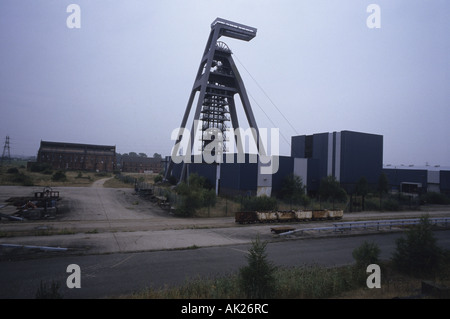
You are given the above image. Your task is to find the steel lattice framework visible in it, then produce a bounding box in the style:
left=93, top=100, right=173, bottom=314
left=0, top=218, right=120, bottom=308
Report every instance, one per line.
left=1, top=136, right=11, bottom=166
left=166, top=18, right=262, bottom=182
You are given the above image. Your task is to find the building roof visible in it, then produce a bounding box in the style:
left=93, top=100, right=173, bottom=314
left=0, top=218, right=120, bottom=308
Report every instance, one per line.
left=39, top=141, right=116, bottom=155
left=383, top=164, right=450, bottom=172
left=121, top=155, right=161, bottom=164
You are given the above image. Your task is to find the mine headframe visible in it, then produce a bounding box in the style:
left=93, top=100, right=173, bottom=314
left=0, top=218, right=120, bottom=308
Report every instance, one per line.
left=166, top=18, right=262, bottom=183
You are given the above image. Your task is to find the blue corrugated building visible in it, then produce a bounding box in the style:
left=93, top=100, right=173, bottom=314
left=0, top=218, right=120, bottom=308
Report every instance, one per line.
left=291, top=130, right=383, bottom=194
left=220, top=154, right=259, bottom=196
left=383, top=165, right=450, bottom=195
left=441, top=170, right=450, bottom=195
left=166, top=130, right=449, bottom=198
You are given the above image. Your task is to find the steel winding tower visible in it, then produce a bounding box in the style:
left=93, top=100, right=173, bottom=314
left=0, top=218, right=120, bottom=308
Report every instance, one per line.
left=166, top=18, right=263, bottom=182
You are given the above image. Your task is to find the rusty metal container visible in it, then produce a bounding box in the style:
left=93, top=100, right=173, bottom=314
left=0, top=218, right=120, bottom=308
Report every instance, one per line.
left=312, top=210, right=329, bottom=220
left=294, top=210, right=312, bottom=221
left=235, top=211, right=257, bottom=224
left=256, top=212, right=278, bottom=222
left=276, top=211, right=296, bottom=221
left=328, top=210, right=344, bottom=220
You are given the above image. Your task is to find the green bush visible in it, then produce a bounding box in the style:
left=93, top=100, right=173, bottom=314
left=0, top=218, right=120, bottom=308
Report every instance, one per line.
left=52, top=171, right=67, bottom=182
left=176, top=189, right=204, bottom=217
left=420, top=192, right=450, bottom=205
left=364, top=197, right=380, bottom=211
left=175, top=173, right=216, bottom=217
left=382, top=198, right=401, bottom=211
left=278, top=174, right=310, bottom=208
left=353, top=241, right=380, bottom=267
left=352, top=241, right=380, bottom=281
left=116, top=174, right=135, bottom=184
left=6, top=167, right=19, bottom=174
left=362, top=196, right=402, bottom=211
left=203, top=188, right=217, bottom=207
left=319, top=176, right=348, bottom=209
left=11, top=172, right=34, bottom=186
left=29, top=162, right=52, bottom=173
left=392, top=215, right=444, bottom=278
left=35, top=280, right=63, bottom=299
left=239, top=236, right=276, bottom=298
left=154, top=174, right=163, bottom=183
left=95, top=172, right=110, bottom=177
left=167, top=175, right=177, bottom=185
left=241, top=195, right=278, bottom=211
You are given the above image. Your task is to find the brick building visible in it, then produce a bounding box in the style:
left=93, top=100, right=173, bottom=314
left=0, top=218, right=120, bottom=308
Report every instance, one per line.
left=36, top=141, right=116, bottom=172
left=120, top=155, right=163, bottom=173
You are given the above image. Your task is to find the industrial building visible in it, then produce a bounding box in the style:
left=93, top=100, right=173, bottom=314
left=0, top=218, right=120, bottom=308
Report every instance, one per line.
left=168, top=130, right=385, bottom=197
left=120, top=155, right=163, bottom=173
left=168, top=130, right=450, bottom=198
left=170, top=154, right=259, bottom=196
left=291, top=130, right=384, bottom=194
left=35, top=141, right=116, bottom=172
left=164, top=18, right=450, bottom=199
left=383, top=165, right=450, bottom=195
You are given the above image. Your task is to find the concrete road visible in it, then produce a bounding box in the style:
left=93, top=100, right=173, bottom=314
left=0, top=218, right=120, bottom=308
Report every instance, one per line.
left=0, top=230, right=449, bottom=299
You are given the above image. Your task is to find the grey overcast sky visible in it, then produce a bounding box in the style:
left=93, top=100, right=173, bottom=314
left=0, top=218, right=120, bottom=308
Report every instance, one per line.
left=0, top=0, right=449, bottom=166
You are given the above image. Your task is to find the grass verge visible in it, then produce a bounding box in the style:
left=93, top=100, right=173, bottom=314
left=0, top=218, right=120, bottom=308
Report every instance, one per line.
left=119, top=259, right=450, bottom=299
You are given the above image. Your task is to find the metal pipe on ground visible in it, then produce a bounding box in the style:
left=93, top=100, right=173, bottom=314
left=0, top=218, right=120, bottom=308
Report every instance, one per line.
left=0, top=243, right=68, bottom=251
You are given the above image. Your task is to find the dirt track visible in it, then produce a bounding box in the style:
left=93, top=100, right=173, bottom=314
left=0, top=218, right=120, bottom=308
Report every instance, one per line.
left=0, top=179, right=236, bottom=236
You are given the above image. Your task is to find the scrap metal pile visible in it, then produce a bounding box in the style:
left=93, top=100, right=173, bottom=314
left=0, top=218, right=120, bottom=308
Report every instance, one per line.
left=1, top=187, right=60, bottom=221
left=135, top=185, right=172, bottom=210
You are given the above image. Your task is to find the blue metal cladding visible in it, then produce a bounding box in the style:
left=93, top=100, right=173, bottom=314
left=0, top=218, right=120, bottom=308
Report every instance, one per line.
left=290, top=131, right=383, bottom=193
left=439, top=170, right=450, bottom=193
left=168, top=157, right=217, bottom=185
left=383, top=168, right=428, bottom=190
left=291, top=135, right=306, bottom=158
left=312, top=133, right=329, bottom=180
left=339, top=131, right=383, bottom=187
left=168, top=154, right=258, bottom=195
left=219, top=153, right=258, bottom=195
left=239, top=161, right=258, bottom=191
left=271, top=156, right=294, bottom=194
left=220, top=162, right=241, bottom=191
left=307, top=158, right=320, bottom=192
left=170, top=161, right=183, bottom=181
left=189, top=163, right=217, bottom=187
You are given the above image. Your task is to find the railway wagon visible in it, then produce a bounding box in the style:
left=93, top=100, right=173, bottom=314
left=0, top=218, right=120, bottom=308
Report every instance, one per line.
left=235, top=210, right=344, bottom=224
left=276, top=211, right=296, bottom=222
left=294, top=210, right=312, bottom=221
left=328, top=210, right=344, bottom=220
left=235, top=211, right=258, bottom=224
left=312, top=210, right=329, bottom=220
left=256, top=212, right=278, bottom=222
